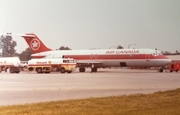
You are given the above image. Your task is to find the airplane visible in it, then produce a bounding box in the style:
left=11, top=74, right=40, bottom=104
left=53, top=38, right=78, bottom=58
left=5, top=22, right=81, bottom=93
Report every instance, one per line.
left=20, top=33, right=171, bottom=73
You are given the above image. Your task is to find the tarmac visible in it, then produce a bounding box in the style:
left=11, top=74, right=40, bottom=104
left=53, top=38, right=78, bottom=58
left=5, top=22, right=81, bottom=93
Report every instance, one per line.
left=0, top=68, right=180, bottom=106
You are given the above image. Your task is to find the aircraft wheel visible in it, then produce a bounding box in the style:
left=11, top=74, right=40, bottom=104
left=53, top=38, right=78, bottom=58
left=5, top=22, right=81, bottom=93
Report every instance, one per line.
left=79, top=67, right=85, bottom=72
left=92, top=67, right=97, bottom=72
left=159, top=68, right=163, bottom=73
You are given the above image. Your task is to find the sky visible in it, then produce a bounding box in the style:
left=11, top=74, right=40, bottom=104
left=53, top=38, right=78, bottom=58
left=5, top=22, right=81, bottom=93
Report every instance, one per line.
left=0, top=0, right=180, bottom=53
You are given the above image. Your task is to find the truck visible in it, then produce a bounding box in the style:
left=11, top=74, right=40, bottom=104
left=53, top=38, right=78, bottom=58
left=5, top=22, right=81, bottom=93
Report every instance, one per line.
left=0, top=57, right=21, bottom=73
left=169, top=63, right=180, bottom=72
left=27, top=58, right=76, bottom=73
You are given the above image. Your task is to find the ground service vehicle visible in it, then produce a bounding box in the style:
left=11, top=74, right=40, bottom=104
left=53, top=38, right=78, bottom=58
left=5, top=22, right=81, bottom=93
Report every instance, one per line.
left=0, top=57, right=21, bottom=73
left=28, top=58, right=76, bottom=73
left=169, top=63, right=180, bottom=72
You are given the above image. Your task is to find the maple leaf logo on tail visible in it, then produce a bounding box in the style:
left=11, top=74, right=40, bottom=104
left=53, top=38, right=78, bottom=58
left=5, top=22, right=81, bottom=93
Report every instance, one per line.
left=30, top=39, right=40, bottom=50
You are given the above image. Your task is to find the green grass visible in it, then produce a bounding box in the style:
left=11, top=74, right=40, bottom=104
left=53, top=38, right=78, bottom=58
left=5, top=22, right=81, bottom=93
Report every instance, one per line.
left=0, top=89, right=180, bottom=115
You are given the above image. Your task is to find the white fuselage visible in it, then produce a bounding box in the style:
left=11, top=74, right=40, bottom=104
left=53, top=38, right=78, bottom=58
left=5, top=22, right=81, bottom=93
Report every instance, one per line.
left=31, top=49, right=171, bottom=68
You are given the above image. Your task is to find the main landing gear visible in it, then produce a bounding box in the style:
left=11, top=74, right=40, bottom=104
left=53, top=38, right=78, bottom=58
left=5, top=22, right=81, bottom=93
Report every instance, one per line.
left=79, top=67, right=85, bottom=72
left=79, top=67, right=98, bottom=73
left=91, top=67, right=97, bottom=73
left=158, top=68, right=163, bottom=73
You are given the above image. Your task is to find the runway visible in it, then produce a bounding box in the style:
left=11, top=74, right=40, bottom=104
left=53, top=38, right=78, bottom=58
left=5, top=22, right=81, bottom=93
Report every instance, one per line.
left=0, top=68, right=180, bottom=106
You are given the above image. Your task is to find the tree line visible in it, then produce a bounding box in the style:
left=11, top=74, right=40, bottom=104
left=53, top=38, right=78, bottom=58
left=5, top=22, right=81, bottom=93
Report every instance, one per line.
left=0, top=35, right=179, bottom=61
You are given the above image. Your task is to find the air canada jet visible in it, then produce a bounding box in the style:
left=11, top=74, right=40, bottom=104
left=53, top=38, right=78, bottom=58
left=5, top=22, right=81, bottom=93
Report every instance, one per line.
left=21, top=33, right=171, bottom=72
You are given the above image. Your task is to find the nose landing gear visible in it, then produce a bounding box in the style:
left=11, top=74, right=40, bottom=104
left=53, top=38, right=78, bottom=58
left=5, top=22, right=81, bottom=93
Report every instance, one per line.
left=158, top=67, right=166, bottom=73
left=158, top=68, right=164, bottom=73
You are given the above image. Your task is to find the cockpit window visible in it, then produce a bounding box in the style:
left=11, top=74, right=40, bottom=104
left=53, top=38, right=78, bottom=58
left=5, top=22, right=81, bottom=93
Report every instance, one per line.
left=155, top=51, right=158, bottom=55
left=154, top=51, right=162, bottom=56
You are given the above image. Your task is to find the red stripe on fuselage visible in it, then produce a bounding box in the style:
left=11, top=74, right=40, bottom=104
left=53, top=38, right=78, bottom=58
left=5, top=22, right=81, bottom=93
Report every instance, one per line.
left=31, top=54, right=168, bottom=60
left=63, top=54, right=168, bottom=60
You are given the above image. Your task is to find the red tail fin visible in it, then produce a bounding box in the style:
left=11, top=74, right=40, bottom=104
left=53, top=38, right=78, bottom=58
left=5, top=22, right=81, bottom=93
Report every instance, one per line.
left=21, top=33, right=52, bottom=53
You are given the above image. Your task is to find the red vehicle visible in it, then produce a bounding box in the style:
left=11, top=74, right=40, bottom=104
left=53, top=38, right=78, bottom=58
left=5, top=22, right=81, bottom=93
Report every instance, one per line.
left=169, top=63, right=180, bottom=72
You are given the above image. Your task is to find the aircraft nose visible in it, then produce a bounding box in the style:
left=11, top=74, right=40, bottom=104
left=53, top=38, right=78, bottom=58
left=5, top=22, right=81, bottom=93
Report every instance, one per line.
left=164, top=57, right=172, bottom=65
left=167, top=59, right=172, bottom=64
